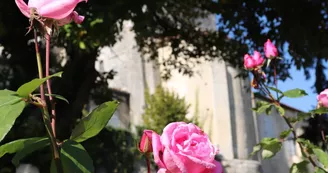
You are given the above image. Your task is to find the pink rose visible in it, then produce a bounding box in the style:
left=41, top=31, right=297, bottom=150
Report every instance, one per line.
left=244, top=51, right=265, bottom=70
left=317, top=89, right=328, bottom=108
left=151, top=122, right=223, bottom=173
left=264, top=39, right=278, bottom=59
left=15, top=0, right=87, bottom=26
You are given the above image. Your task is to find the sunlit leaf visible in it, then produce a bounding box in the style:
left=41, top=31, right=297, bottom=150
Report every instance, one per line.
left=70, top=101, right=119, bottom=142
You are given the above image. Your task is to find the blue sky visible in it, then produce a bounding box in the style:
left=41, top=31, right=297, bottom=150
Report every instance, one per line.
left=274, top=44, right=318, bottom=112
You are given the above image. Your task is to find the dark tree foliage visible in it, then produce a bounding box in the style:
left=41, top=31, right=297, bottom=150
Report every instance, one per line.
left=0, top=0, right=328, bottom=170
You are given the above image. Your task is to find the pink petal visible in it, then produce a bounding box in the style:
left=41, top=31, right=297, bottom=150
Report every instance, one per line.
left=139, top=130, right=154, bottom=153
left=15, top=0, right=30, bottom=18
left=161, top=122, right=186, bottom=147
left=264, top=39, right=278, bottom=58
left=57, top=11, right=84, bottom=26
left=211, top=160, right=224, bottom=173
left=152, top=132, right=166, bottom=168
left=252, top=51, right=264, bottom=67
left=28, top=0, right=45, bottom=10
left=163, top=149, right=186, bottom=173
left=157, top=168, right=169, bottom=173
left=38, top=0, right=86, bottom=19
left=178, top=152, right=216, bottom=173
left=71, top=11, right=85, bottom=24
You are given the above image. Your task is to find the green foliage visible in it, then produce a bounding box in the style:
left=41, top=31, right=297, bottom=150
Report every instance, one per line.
left=0, top=90, right=26, bottom=142
left=252, top=101, right=273, bottom=115
left=311, top=107, right=328, bottom=115
left=250, top=138, right=282, bottom=159
left=142, top=86, right=191, bottom=133
left=16, top=72, right=63, bottom=98
left=290, top=161, right=310, bottom=173
left=268, top=86, right=283, bottom=94
left=12, top=138, right=49, bottom=166
left=313, top=148, right=328, bottom=169
left=282, top=89, right=308, bottom=98
left=0, top=137, right=48, bottom=158
left=274, top=105, right=285, bottom=116
left=70, top=100, right=119, bottom=142
left=34, top=94, right=69, bottom=104
left=279, top=129, right=292, bottom=140
left=52, top=140, right=94, bottom=173
left=315, top=167, right=327, bottom=173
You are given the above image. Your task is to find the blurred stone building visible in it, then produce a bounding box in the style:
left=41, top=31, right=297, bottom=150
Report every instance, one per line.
left=90, top=17, right=306, bottom=173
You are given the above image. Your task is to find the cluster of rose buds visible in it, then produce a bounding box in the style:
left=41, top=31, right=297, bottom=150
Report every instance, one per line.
left=244, top=39, right=278, bottom=88
left=139, top=122, right=223, bottom=173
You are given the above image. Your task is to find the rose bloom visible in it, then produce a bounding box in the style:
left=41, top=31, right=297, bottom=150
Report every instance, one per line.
left=151, top=122, right=223, bottom=173
left=264, top=39, right=278, bottom=59
left=317, top=89, right=328, bottom=108
left=244, top=51, right=265, bottom=70
left=15, top=0, right=87, bottom=26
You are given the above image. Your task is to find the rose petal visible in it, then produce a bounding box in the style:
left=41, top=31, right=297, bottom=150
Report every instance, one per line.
left=161, top=122, right=186, bottom=147
left=27, top=0, right=45, bottom=10
left=157, top=168, right=169, bottom=173
left=152, top=132, right=166, bottom=168
left=178, top=151, right=216, bottom=173
left=38, top=0, right=86, bottom=19
left=163, top=149, right=187, bottom=173
left=71, top=11, right=84, bottom=24
left=15, top=0, right=30, bottom=18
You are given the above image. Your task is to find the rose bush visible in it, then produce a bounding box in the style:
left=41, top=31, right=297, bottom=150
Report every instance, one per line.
left=141, top=122, right=223, bottom=173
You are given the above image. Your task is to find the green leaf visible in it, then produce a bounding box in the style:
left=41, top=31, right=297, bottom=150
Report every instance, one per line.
left=0, top=137, right=47, bottom=158
left=34, top=94, right=69, bottom=104
left=296, top=138, right=316, bottom=154
left=260, top=138, right=282, bottom=159
left=12, top=137, right=50, bottom=166
left=290, top=161, right=310, bottom=173
left=311, top=107, right=328, bottom=115
left=274, top=105, right=285, bottom=116
left=0, top=92, right=26, bottom=142
left=60, top=140, right=94, bottom=173
left=314, top=167, right=327, bottom=173
left=70, top=101, right=119, bottom=142
left=268, top=86, right=283, bottom=94
left=16, top=72, right=63, bottom=98
left=283, top=88, right=308, bottom=98
left=313, top=148, right=328, bottom=168
left=279, top=129, right=292, bottom=139
left=249, top=144, right=261, bottom=157
left=79, top=41, right=86, bottom=49
left=252, top=101, right=272, bottom=115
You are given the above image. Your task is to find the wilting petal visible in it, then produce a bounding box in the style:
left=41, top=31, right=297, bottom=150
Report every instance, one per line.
left=38, top=0, right=86, bottom=19
left=57, top=11, right=84, bottom=26
left=15, top=0, right=30, bottom=18
left=71, top=11, right=85, bottom=24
